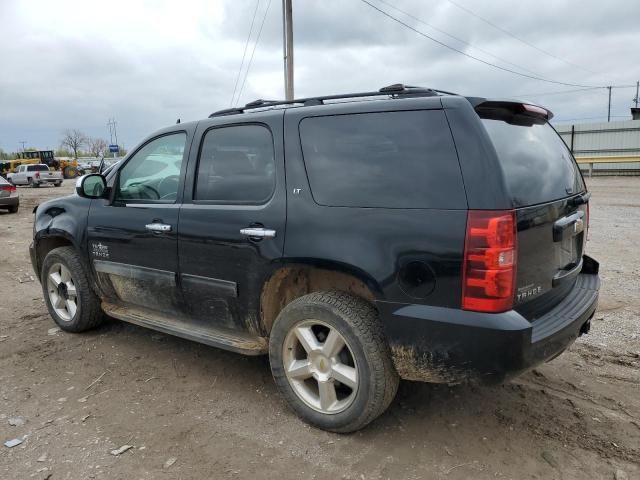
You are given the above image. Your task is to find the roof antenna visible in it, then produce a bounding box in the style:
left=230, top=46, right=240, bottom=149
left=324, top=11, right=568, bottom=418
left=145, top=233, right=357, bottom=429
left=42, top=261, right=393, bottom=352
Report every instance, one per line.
left=176, top=118, right=181, bottom=124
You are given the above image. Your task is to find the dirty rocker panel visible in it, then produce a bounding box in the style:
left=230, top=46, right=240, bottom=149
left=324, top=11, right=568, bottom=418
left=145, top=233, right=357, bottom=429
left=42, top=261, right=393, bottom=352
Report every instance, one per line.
left=102, top=301, right=268, bottom=355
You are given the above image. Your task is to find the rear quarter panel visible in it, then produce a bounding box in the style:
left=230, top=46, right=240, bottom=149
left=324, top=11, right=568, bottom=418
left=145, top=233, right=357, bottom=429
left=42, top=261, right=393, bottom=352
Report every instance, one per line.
left=283, top=100, right=468, bottom=307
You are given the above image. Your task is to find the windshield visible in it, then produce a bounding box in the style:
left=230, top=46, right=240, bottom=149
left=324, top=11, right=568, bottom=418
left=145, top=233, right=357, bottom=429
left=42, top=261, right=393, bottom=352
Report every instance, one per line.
left=482, top=120, right=586, bottom=207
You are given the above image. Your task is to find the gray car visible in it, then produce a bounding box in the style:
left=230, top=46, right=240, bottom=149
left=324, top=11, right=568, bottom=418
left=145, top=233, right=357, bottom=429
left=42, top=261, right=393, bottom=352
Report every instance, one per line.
left=0, top=175, right=19, bottom=213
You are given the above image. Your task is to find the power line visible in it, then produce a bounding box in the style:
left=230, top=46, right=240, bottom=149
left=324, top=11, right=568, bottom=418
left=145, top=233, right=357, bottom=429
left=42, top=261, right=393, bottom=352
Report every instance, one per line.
left=554, top=115, right=629, bottom=123
left=230, top=0, right=261, bottom=107
left=358, top=0, right=600, bottom=88
left=376, top=0, right=543, bottom=78
left=516, top=84, right=638, bottom=97
left=444, top=0, right=596, bottom=75
left=515, top=87, right=604, bottom=98
left=236, top=0, right=273, bottom=106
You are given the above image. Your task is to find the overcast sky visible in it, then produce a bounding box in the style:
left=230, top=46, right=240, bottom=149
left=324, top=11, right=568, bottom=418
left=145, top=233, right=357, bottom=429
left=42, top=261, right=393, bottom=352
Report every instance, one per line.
left=1, top=0, right=639, bottom=152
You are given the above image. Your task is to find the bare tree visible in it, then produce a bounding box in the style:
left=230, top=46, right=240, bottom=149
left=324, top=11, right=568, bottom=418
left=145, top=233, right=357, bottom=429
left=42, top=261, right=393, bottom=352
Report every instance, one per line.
left=60, top=129, right=87, bottom=159
left=88, top=137, right=108, bottom=158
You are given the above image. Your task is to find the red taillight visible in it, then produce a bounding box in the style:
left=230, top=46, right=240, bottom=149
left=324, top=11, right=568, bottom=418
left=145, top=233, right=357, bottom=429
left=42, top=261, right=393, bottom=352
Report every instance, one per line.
left=462, top=210, right=517, bottom=313
left=0, top=184, right=16, bottom=193
left=35, top=172, right=40, bottom=179
left=522, top=103, right=549, bottom=119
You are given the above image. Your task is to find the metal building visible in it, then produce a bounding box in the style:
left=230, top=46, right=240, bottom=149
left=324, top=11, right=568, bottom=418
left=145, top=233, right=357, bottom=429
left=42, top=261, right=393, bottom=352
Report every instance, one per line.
left=555, top=119, right=640, bottom=175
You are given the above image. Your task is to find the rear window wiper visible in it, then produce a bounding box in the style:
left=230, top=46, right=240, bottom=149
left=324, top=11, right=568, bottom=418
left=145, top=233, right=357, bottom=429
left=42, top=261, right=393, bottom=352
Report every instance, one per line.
left=570, top=191, right=591, bottom=206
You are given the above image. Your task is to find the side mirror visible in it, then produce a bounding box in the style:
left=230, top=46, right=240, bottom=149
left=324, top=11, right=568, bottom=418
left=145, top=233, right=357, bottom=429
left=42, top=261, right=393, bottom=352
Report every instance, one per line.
left=76, top=174, right=107, bottom=199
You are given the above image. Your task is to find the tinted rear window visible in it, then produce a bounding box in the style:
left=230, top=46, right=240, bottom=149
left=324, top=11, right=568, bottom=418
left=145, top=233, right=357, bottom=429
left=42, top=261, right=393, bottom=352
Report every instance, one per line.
left=28, top=165, right=50, bottom=172
left=482, top=120, right=585, bottom=207
left=299, top=110, right=466, bottom=209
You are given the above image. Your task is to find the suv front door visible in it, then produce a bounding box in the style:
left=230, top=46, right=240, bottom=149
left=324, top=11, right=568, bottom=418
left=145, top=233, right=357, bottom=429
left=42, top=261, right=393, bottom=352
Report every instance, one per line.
left=87, top=129, right=193, bottom=316
left=178, top=112, right=286, bottom=336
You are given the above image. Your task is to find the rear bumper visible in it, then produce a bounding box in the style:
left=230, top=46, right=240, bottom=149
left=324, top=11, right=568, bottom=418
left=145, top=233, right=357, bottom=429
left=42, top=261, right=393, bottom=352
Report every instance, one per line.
left=0, top=195, right=19, bottom=208
left=378, top=256, right=600, bottom=384
left=35, top=178, right=61, bottom=185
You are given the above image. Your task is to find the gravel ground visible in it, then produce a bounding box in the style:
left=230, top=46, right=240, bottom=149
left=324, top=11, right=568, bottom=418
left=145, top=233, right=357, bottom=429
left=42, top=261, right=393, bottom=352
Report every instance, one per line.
left=0, top=177, right=638, bottom=480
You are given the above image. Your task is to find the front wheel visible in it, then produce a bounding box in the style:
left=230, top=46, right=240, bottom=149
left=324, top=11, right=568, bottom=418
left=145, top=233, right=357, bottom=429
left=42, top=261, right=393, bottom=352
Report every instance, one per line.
left=269, top=291, right=399, bottom=433
left=41, top=246, right=104, bottom=332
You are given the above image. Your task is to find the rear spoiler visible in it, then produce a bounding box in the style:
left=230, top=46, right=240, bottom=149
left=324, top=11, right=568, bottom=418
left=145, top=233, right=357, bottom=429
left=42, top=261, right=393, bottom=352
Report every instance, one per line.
left=466, top=98, right=553, bottom=123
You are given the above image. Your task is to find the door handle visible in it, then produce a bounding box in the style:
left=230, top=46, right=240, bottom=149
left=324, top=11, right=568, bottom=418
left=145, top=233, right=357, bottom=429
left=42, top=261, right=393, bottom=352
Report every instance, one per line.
left=553, top=210, right=584, bottom=242
left=145, top=223, right=172, bottom=233
left=240, top=227, right=276, bottom=238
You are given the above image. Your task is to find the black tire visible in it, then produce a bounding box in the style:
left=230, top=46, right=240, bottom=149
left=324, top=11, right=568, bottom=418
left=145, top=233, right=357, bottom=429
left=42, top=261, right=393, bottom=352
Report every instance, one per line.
left=41, top=246, right=104, bottom=332
left=8, top=204, right=18, bottom=214
left=269, top=291, right=399, bottom=433
left=28, top=178, right=39, bottom=188
left=54, top=182, right=62, bottom=187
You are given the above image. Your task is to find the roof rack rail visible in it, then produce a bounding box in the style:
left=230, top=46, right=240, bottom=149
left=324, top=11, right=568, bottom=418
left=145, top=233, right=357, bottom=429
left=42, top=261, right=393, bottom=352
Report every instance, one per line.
left=208, top=83, right=459, bottom=118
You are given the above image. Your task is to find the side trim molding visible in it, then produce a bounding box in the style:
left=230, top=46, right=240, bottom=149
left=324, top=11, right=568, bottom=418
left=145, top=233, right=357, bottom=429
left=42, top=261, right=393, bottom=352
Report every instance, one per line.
left=181, top=273, right=238, bottom=298
left=93, top=260, right=176, bottom=286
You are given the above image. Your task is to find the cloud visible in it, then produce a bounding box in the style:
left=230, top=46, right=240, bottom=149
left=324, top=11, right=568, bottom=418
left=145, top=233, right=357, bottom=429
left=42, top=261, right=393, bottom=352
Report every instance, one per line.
left=1, top=0, right=639, bottom=152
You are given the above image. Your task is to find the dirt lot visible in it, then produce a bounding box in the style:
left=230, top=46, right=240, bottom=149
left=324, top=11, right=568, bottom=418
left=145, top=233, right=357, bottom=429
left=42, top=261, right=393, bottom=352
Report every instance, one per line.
left=0, top=178, right=638, bottom=480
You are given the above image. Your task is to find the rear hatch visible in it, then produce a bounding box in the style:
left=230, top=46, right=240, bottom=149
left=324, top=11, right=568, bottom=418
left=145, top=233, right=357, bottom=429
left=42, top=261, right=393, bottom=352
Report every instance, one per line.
left=478, top=102, right=588, bottom=320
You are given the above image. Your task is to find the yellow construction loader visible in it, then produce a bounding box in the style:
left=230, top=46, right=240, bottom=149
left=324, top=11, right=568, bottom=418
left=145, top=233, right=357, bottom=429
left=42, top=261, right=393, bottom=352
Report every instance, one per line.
left=0, top=151, right=79, bottom=179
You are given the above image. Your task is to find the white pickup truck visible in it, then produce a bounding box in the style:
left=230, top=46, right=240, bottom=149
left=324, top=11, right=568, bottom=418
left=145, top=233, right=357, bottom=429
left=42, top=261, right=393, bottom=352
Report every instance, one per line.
left=7, top=164, right=63, bottom=187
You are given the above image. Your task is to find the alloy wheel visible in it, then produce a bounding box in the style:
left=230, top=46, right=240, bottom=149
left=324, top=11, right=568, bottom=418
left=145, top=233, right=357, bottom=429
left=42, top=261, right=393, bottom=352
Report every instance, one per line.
left=46, top=262, right=78, bottom=322
left=282, top=320, right=359, bottom=414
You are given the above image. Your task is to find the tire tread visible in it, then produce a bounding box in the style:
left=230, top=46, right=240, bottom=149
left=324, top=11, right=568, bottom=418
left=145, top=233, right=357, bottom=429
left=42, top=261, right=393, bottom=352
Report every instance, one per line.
left=270, top=290, right=399, bottom=432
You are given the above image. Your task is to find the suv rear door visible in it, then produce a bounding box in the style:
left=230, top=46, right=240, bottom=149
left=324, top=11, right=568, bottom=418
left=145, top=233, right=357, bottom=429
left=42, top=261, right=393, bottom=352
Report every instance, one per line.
left=177, top=111, right=286, bottom=336
left=478, top=105, right=589, bottom=318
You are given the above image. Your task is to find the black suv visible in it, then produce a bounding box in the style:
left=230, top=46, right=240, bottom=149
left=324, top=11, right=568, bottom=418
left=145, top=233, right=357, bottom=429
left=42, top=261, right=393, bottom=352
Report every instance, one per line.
left=30, top=85, right=600, bottom=432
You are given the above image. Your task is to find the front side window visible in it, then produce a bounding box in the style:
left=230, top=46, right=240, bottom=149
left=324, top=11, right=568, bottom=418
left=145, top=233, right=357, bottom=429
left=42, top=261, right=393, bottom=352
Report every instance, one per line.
left=116, top=133, right=186, bottom=203
left=195, top=125, right=275, bottom=203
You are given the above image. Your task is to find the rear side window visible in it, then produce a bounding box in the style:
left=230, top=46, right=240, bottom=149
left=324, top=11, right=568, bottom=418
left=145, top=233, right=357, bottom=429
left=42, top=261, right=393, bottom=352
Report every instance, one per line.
left=195, top=125, right=275, bottom=203
left=28, top=165, right=49, bottom=172
left=482, top=120, right=585, bottom=207
left=299, top=110, right=466, bottom=209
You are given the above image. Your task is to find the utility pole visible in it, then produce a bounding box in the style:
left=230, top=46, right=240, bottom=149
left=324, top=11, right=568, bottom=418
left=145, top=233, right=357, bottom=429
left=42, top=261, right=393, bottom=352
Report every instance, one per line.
left=107, top=118, right=119, bottom=158
left=282, top=0, right=294, bottom=101
left=19, top=141, right=26, bottom=153
left=607, top=86, right=612, bottom=122
left=634, top=81, right=639, bottom=108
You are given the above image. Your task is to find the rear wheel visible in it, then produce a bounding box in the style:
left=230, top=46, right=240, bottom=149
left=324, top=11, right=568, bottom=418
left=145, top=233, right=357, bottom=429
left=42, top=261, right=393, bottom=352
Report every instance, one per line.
left=54, top=182, right=62, bottom=187
left=269, top=291, right=399, bottom=433
left=41, top=246, right=104, bottom=332
left=8, top=204, right=18, bottom=213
